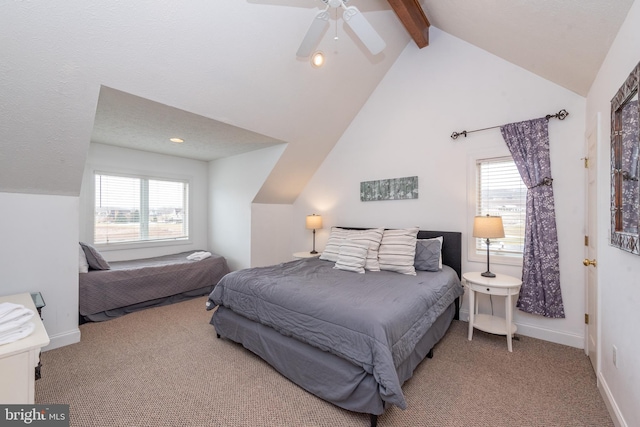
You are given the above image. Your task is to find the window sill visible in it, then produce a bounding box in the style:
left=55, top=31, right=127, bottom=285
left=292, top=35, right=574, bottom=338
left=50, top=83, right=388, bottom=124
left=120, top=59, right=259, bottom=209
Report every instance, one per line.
left=95, top=238, right=192, bottom=252
left=468, top=253, right=523, bottom=267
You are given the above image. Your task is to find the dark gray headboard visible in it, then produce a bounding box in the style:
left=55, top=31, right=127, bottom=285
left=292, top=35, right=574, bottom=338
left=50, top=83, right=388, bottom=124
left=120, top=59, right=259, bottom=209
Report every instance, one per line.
left=340, top=228, right=462, bottom=280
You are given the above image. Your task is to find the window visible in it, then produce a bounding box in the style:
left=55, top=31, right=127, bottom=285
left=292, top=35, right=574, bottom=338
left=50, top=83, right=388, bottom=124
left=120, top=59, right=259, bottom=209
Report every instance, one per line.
left=475, top=157, right=526, bottom=258
left=94, top=173, right=189, bottom=245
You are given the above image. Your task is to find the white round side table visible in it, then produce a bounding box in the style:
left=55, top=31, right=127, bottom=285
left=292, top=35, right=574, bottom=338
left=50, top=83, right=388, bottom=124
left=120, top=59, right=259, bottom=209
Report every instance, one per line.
left=292, top=251, right=321, bottom=260
left=463, top=271, right=522, bottom=352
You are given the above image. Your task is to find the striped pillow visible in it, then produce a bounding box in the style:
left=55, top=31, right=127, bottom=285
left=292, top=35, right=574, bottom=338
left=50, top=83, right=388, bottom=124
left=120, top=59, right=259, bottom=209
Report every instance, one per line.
left=344, top=228, right=384, bottom=271
left=378, top=227, right=420, bottom=275
left=333, top=241, right=369, bottom=274
left=319, top=227, right=351, bottom=262
left=320, top=227, right=384, bottom=270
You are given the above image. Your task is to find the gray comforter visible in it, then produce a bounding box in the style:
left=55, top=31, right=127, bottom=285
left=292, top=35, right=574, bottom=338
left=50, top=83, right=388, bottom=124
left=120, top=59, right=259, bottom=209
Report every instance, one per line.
left=207, top=258, right=463, bottom=409
left=80, top=251, right=230, bottom=316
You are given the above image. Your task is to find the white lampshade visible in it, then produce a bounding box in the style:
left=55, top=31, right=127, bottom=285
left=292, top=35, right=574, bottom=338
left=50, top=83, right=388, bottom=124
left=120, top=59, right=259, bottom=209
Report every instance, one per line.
left=473, top=215, right=505, bottom=239
left=306, top=214, right=323, bottom=230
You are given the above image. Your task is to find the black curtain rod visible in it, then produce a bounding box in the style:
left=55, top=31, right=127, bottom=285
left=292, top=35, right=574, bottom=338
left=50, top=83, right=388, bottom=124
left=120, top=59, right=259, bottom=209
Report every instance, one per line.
left=450, top=109, right=569, bottom=140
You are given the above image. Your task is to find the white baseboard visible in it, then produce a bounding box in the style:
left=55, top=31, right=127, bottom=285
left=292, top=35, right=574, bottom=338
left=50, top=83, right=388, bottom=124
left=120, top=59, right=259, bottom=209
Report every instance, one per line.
left=598, top=373, right=627, bottom=427
left=459, top=308, right=584, bottom=348
left=513, top=322, right=583, bottom=348
left=42, top=328, right=81, bottom=351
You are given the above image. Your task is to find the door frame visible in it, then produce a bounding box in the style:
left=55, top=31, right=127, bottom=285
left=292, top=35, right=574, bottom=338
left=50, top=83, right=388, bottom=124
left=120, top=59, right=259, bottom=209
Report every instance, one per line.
left=584, top=112, right=600, bottom=375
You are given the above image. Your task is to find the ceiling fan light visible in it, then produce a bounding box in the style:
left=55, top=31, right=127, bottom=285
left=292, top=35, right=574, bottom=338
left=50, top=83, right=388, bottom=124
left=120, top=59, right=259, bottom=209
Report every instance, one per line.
left=311, top=51, right=325, bottom=68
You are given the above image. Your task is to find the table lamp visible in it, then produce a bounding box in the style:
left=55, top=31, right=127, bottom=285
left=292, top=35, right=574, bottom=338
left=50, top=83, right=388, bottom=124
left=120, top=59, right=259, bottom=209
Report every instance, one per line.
left=473, top=215, right=505, bottom=277
left=306, top=214, right=323, bottom=254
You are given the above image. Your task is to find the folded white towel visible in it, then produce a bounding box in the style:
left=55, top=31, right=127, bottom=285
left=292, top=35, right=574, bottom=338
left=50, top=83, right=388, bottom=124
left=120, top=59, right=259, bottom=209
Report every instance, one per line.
left=0, top=302, right=24, bottom=320
left=0, top=322, right=35, bottom=346
left=187, top=251, right=212, bottom=261
left=0, top=306, right=35, bottom=333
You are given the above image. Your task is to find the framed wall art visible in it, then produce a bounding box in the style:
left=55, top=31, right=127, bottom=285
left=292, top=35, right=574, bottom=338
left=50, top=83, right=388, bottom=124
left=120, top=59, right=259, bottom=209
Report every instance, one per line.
left=360, top=176, right=418, bottom=202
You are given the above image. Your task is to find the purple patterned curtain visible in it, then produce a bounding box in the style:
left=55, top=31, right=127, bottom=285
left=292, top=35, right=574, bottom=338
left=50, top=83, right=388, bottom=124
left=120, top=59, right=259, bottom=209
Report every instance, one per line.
left=500, top=118, right=565, bottom=318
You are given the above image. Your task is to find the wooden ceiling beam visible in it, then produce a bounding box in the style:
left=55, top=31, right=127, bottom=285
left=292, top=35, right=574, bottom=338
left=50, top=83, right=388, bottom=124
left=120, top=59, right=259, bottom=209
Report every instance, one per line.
left=387, top=0, right=430, bottom=48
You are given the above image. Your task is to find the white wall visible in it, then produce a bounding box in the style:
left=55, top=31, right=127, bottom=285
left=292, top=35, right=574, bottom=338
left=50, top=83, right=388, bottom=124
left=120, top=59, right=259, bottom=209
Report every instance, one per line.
left=79, top=143, right=209, bottom=261
left=586, top=1, right=640, bottom=425
left=209, top=144, right=287, bottom=271
left=251, top=203, right=293, bottom=267
left=0, top=192, right=80, bottom=350
left=294, top=27, right=587, bottom=348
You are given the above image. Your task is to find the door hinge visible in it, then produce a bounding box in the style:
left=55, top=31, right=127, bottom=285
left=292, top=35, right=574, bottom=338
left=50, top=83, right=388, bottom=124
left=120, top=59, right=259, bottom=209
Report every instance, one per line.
left=584, top=235, right=589, bottom=246
left=585, top=313, right=590, bottom=324
left=582, top=157, right=589, bottom=168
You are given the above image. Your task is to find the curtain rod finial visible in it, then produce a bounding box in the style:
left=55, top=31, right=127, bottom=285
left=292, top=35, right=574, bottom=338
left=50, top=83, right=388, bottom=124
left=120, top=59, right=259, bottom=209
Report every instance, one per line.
left=546, top=109, right=569, bottom=120
left=450, top=130, right=467, bottom=140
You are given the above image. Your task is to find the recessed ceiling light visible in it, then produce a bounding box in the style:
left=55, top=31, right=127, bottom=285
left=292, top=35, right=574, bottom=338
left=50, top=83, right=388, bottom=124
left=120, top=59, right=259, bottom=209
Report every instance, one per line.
left=311, top=51, right=325, bottom=68
left=169, top=138, right=184, bottom=143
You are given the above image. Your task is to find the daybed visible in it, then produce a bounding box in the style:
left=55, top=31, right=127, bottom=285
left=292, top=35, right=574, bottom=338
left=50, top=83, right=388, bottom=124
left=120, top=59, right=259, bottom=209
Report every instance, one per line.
left=80, top=248, right=230, bottom=322
left=207, top=228, right=463, bottom=426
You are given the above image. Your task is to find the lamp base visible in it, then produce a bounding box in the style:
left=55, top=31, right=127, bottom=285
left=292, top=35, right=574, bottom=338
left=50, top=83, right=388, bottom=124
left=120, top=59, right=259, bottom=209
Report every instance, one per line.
left=310, top=229, right=318, bottom=255
left=481, top=238, right=496, bottom=278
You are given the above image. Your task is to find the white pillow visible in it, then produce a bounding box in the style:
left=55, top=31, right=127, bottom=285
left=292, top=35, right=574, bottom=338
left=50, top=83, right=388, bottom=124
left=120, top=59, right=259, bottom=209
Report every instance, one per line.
left=79, top=244, right=89, bottom=274
left=333, top=241, right=369, bottom=274
left=378, top=227, right=420, bottom=275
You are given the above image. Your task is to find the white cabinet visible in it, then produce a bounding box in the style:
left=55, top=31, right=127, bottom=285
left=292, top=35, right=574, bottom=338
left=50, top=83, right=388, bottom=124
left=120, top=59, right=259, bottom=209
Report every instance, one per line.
left=0, top=293, right=50, bottom=403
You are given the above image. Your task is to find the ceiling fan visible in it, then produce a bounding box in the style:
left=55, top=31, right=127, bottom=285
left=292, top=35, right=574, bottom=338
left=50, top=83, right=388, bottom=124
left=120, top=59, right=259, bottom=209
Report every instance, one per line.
left=296, top=0, right=386, bottom=58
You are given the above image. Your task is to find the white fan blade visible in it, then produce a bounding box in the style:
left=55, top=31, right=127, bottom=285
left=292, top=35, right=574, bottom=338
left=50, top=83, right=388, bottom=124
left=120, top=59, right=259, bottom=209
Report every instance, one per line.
left=343, top=6, right=386, bottom=55
left=296, top=10, right=330, bottom=58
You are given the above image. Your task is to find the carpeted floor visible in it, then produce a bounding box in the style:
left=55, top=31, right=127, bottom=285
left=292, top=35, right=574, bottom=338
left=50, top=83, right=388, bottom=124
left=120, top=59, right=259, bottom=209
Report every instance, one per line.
left=35, top=296, right=613, bottom=426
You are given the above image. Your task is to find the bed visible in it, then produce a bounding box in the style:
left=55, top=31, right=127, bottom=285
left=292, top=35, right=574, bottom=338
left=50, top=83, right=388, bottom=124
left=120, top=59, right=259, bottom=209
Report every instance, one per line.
left=80, top=250, right=230, bottom=322
left=207, top=228, right=463, bottom=426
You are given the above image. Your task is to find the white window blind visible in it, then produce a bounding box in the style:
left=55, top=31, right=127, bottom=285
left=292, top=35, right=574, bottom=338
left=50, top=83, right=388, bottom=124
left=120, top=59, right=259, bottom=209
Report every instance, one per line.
left=476, top=157, right=526, bottom=257
left=94, top=173, right=189, bottom=245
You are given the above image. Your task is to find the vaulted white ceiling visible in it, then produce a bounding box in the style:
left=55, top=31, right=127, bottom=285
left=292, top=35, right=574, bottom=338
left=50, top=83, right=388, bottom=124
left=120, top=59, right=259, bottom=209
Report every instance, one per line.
left=0, top=0, right=634, bottom=202
left=423, top=0, right=634, bottom=96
